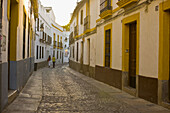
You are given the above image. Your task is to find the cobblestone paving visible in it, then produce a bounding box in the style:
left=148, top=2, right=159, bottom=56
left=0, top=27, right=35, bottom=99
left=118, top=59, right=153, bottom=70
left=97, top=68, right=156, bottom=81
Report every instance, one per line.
left=36, top=64, right=170, bottom=113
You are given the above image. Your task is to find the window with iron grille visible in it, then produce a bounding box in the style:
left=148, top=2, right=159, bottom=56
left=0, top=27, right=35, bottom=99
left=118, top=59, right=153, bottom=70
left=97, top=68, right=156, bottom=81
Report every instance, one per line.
left=57, top=51, right=59, bottom=59
left=81, top=10, right=83, bottom=25
left=105, top=29, right=111, bottom=67
left=77, top=43, right=79, bottom=62
left=36, top=45, right=39, bottom=59
left=37, top=18, right=39, bottom=31
left=60, top=51, right=62, bottom=59
left=42, top=47, right=44, bottom=58
left=73, top=46, right=74, bottom=58
left=39, top=46, right=41, bottom=59
left=100, top=0, right=112, bottom=14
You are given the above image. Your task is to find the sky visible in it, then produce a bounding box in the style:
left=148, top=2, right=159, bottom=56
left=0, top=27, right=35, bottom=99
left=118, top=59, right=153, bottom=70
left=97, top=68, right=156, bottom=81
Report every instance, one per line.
left=40, top=0, right=80, bottom=26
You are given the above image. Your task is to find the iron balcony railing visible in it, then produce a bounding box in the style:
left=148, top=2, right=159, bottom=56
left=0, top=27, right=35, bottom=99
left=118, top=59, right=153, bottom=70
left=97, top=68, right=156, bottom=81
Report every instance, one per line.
left=53, top=41, right=57, bottom=48
left=74, top=26, right=78, bottom=36
left=100, top=0, right=112, bottom=14
left=69, top=32, right=74, bottom=45
left=57, top=42, right=63, bottom=49
left=84, top=16, right=90, bottom=32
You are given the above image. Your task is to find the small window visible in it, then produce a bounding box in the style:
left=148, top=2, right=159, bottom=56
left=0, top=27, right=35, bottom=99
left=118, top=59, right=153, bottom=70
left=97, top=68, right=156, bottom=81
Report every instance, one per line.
left=105, top=29, right=111, bottom=67
left=57, top=51, right=59, bottom=59
left=39, top=46, right=41, bottom=59
left=42, top=47, right=44, bottom=58
left=37, top=18, right=39, bottom=31
left=36, top=45, right=39, bottom=59
left=81, top=10, right=83, bottom=25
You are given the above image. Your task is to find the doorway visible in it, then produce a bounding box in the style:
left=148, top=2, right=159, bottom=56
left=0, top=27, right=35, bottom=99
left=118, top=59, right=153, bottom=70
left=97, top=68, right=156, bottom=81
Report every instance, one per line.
left=8, top=0, right=19, bottom=90
left=169, top=11, right=170, bottom=102
left=81, top=41, right=84, bottom=64
left=87, top=39, right=90, bottom=65
left=129, top=22, right=137, bottom=88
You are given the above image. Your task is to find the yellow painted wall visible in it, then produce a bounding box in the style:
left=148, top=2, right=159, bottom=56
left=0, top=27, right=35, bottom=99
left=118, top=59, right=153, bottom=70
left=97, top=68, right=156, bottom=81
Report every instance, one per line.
left=10, top=1, right=19, bottom=61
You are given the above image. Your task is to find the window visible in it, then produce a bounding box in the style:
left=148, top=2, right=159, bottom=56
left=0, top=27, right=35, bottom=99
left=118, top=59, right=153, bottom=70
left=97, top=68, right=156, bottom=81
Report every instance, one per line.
left=57, top=51, right=59, bottom=59
left=40, top=46, right=41, bottom=59
left=43, top=32, right=45, bottom=40
left=81, top=10, right=83, bottom=25
left=60, top=51, right=62, bottom=59
left=45, top=33, right=46, bottom=41
left=77, top=42, right=79, bottom=61
left=36, top=45, right=39, bottom=59
left=42, top=47, right=44, bottom=58
left=37, top=18, right=39, bottom=31
left=73, top=46, right=74, bottom=58
left=27, top=22, right=30, bottom=57
left=105, top=29, right=111, bottom=67
left=23, top=11, right=26, bottom=59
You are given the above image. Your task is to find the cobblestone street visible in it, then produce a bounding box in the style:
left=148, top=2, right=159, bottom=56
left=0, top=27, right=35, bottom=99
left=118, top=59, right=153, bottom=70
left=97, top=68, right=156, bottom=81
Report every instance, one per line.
left=3, top=64, right=170, bottom=113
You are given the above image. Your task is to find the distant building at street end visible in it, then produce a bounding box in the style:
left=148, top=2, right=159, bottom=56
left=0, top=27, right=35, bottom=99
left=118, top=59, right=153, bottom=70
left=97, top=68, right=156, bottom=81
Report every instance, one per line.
left=34, top=0, right=70, bottom=70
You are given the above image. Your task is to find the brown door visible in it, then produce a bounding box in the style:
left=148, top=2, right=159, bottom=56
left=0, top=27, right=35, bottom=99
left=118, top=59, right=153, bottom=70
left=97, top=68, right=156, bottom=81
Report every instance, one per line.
left=129, top=22, right=137, bottom=88
left=169, top=11, right=170, bottom=101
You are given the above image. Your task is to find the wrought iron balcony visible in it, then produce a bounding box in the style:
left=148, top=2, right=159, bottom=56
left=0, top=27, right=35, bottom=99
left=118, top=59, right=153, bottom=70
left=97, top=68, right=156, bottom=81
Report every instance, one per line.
left=84, top=16, right=90, bottom=32
left=39, top=38, right=45, bottom=43
left=69, top=32, right=74, bottom=45
left=74, top=26, right=78, bottom=36
left=57, top=42, right=63, bottom=49
left=53, top=41, right=57, bottom=48
left=100, top=0, right=112, bottom=14
left=117, top=0, right=138, bottom=8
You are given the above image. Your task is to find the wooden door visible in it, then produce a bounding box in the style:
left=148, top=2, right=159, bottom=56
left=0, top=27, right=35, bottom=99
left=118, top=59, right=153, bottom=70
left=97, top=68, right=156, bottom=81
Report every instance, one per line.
left=169, top=11, right=170, bottom=101
left=129, top=22, right=137, bottom=88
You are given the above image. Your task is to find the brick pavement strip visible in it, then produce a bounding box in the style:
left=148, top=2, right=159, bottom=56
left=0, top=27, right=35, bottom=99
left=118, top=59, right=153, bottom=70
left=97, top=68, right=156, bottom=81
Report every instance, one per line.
left=3, top=64, right=170, bottom=113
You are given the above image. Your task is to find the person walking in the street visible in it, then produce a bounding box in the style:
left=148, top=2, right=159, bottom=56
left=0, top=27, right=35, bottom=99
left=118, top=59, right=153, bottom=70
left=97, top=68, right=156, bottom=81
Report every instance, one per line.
left=47, top=56, right=51, bottom=68
left=52, top=56, right=56, bottom=68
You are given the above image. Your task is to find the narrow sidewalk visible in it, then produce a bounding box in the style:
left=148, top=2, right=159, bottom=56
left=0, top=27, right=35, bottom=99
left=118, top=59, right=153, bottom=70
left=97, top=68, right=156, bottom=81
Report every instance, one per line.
left=2, top=69, right=43, bottom=113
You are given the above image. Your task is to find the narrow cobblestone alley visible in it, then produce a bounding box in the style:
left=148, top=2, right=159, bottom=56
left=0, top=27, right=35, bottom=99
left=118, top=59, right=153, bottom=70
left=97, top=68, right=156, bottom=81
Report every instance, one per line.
left=3, top=64, right=170, bottom=113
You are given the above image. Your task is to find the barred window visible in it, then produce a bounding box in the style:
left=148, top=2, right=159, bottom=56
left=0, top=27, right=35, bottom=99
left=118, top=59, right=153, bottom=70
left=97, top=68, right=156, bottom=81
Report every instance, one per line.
left=105, top=29, right=111, bottom=67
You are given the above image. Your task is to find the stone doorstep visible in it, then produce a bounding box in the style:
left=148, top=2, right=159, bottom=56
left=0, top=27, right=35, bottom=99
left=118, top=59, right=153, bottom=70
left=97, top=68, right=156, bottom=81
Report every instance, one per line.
left=161, top=102, right=170, bottom=109
left=8, top=90, right=18, bottom=104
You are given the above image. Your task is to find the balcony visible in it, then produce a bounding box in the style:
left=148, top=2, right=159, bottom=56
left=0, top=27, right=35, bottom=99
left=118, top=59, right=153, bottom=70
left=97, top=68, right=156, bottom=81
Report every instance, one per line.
left=117, top=0, right=138, bottom=8
left=57, top=42, right=63, bottom=49
left=99, top=0, right=112, bottom=19
left=69, top=32, right=74, bottom=45
left=53, top=41, right=57, bottom=48
left=39, top=38, right=45, bottom=43
left=84, top=16, right=90, bottom=32
left=74, top=26, right=78, bottom=36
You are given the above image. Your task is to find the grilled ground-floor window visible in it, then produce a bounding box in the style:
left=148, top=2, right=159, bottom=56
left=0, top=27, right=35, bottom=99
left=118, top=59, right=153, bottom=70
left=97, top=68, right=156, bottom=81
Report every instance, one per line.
left=77, top=43, right=79, bottom=61
left=42, top=47, right=44, bottom=58
left=60, top=51, right=62, bottom=59
left=105, top=29, right=111, bottom=67
left=73, top=46, right=74, bottom=58
left=57, top=51, right=59, bottom=59
left=36, top=45, right=39, bottom=59
left=39, top=46, right=41, bottom=59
